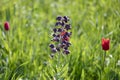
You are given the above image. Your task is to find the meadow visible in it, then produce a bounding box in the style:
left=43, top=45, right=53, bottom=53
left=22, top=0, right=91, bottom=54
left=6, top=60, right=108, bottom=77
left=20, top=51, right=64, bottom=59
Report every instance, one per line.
left=0, top=0, right=120, bottom=80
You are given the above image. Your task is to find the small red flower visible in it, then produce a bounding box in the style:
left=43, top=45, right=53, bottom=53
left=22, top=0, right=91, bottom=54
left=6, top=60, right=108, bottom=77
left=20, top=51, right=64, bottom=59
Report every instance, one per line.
left=102, top=38, right=110, bottom=51
left=4, top=21, right=10, bottom=31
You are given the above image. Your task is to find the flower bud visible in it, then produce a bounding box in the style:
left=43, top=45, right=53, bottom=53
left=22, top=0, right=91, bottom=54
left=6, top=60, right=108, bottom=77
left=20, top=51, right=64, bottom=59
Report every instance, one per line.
left=4, top=21, right=10, bottom=31
left=102, top=38, right=110, bottom=51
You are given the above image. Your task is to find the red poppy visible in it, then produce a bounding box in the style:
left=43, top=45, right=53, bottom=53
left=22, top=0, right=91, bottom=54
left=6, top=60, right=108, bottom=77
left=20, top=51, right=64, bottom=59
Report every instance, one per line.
left=4, top=21, right=10, bottom=31
left=102, top=38, right=110, bottom=51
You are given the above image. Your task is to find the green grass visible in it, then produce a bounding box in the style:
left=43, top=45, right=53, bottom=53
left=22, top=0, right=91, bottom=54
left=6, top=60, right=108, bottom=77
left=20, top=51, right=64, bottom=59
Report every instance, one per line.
left=0, top=0, right=120, bottom=80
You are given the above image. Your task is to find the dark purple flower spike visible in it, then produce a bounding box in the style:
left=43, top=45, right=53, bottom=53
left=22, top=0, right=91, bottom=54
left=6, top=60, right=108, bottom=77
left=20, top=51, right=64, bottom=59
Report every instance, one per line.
left=49, top=16, right=72, bottom=57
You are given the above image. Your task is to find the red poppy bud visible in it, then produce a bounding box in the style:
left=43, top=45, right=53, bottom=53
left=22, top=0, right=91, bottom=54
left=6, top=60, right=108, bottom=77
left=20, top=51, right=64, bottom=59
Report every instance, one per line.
left=102, top=38, right=110, bottom=51
left=4, top=21, right=10, bottom=31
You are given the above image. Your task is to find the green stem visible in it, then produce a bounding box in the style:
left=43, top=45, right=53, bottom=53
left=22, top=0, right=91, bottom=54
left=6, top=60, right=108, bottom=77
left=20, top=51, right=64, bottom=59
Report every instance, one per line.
left=103, top=51, right=106, bottom=71
left=7, top=31, right=10, bottom=54
left=100, top=51, right=106, bottom=79
left=55, top=52, right=61, bottom=79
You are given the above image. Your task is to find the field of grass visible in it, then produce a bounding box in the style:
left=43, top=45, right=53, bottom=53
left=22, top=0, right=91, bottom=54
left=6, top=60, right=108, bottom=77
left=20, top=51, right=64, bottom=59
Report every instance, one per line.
left=0, top=0, right=120, bottom=80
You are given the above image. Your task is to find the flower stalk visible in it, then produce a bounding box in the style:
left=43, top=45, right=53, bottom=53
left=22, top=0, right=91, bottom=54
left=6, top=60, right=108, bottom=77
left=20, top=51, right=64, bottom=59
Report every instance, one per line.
left=49, top=16, right=72, bottom=57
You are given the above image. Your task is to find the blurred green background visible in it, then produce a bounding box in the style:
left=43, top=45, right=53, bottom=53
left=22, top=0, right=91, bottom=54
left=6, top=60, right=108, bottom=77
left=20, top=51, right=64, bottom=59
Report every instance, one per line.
left=0, top=0, right=120, bottom=80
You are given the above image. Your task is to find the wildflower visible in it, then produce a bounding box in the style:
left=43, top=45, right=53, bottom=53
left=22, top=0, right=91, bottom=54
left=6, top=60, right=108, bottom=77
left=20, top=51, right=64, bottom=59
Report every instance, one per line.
left=102, top=38, right=110, bottom=51
left=65, top=24, right=71, bottom=30
left=53, top=28, right=57, bottom=33
left=49, top=16, right=72, bottom=56
left=4, top=21, right=10, bottom=31
left=56, top=16, right=62, bottom=21
left=63, top=50, right=70, bottom=54
left=49, top=44, right=54, bottom=48
left=55, top=22, right=62, bottom=26
left=58, top=28, right=62, bottom=32
left=52, top=34, right=56, bottom=37
left=63, top=16, right=69, bottom=23
left=51, top=48, right=57, bottom=53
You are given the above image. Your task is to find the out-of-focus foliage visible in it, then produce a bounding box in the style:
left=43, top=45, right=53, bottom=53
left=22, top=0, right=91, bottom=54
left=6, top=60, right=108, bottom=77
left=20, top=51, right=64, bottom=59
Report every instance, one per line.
left=0, top=0, right=120, bottom=80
